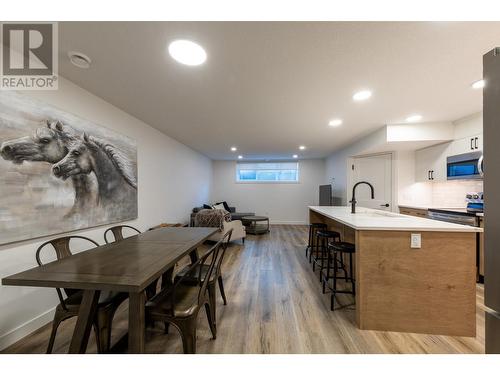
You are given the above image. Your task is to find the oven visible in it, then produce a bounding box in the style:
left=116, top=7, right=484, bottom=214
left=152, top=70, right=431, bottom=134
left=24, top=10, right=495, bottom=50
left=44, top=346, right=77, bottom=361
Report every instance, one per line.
left=447, top=151, right=484, bottom=180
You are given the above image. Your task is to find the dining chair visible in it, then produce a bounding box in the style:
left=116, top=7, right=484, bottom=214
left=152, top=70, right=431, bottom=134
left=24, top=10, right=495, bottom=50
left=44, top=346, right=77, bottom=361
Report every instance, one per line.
left=145, top=233, right=229, bottom=354
left=174, top=229, right=232, bottom=331
left=35, top=236, right=128, bottom=353
left=103, top=225, right=141, bottom=244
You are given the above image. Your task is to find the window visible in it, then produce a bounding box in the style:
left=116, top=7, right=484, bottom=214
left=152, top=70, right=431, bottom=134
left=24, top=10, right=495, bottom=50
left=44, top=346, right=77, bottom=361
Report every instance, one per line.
left=236, top=162, right=299, bottom=183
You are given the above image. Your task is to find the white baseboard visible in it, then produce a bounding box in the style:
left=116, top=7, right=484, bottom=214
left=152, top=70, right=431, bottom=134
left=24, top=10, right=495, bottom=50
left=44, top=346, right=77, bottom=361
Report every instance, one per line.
left=0, top=306, right=55, bottom=351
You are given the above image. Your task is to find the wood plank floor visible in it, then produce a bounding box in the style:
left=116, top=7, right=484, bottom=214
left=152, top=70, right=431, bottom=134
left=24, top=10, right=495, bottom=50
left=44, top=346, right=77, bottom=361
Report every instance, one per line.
left=2, top=225, right=485, bottom=354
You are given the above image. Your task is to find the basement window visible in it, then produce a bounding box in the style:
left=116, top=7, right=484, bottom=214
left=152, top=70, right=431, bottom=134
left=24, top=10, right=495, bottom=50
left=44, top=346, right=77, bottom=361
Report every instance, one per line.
left=235, top=162, right=299, bottom=183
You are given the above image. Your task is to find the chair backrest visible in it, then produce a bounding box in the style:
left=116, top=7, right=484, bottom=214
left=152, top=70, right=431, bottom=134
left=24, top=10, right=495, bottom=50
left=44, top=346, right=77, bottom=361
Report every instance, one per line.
left=196, top=229, right=233, bottom=305
left=35, top=236, right=99, bottom=309
left=104, top=225, right=141, bottom=243
left=214, top=229, right=233, bottom=280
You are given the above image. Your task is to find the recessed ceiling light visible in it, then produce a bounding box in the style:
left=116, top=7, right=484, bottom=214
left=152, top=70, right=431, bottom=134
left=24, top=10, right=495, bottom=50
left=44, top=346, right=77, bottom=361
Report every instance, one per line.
left=471, top=79, right=485, bottom=89
left=293, top=154, right=298, bottom=159
left=299, top=145, right=306, bottom=150
left=328, top=119, right=343, bottom=127
left=238, top=155, right=243, bottom=159
left=406, top=114, right=422, bottom=123
left=68, top=51, right=91, bottom=69
left=353, top=90, right=372, bottom=101
left=168, top=40, right=207, bottom=66
left=230, top=147, right=237, bottom=152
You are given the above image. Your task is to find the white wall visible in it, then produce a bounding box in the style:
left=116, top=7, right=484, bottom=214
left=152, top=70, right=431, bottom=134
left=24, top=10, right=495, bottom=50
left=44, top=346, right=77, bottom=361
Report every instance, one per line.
left=211, top=159, right=325, bottom=224
left=0, top=78, right=212, bottom=350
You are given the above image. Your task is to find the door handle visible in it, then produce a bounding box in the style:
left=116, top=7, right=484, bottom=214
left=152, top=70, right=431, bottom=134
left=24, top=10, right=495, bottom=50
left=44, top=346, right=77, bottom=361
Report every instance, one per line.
left=475, top=137, right=478, bottom=149
left=380, top=203, right=390, bottom=207
left=471, top=138, right=474, bottom=150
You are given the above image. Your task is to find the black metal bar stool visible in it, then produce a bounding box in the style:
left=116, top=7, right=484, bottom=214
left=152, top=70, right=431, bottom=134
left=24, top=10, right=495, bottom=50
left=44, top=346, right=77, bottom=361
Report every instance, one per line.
left=312, top=230, right=341, bottom=281
left=305, top=223, right=327, bottom=261
left=322, top=241, right=356, bottom=311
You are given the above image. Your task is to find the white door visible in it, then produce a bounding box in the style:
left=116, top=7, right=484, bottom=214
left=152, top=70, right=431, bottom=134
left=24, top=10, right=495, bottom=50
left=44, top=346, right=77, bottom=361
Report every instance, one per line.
left=351, top=153, right=393, bottom=211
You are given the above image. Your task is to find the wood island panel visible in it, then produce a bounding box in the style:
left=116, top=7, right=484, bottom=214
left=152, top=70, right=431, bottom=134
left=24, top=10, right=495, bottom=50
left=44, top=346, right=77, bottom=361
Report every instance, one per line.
left=309, top=208, right=477, bottom=337
left=356, top=230, right=476, bottom=337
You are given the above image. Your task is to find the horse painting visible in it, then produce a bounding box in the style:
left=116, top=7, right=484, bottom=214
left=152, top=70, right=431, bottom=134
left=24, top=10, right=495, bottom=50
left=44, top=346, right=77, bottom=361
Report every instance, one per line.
left=0, top=91, right=137, bottom=245
left=0, top=120, right=98, bottom=217
left=52, top=133, right=137, bottom=218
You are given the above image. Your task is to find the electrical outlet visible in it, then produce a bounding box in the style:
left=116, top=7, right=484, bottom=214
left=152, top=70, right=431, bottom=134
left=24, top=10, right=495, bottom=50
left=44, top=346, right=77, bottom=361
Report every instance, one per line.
left=411, top=233, right=421, bottom=249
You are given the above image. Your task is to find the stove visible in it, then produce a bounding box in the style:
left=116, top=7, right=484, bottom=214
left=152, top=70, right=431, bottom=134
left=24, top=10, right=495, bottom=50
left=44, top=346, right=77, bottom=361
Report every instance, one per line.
left=427, top=191, right=483, bottom=227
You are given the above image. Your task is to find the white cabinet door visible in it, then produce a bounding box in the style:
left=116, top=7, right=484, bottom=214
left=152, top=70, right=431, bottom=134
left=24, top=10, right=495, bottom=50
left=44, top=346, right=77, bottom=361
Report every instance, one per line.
left=451, top=134, right=483, bottom=154
left=451, top=137, right=474, bottom=155
left=415, top=142, right=451, bottom=182
left=430, top=142, right=451, bottom=181
left=474, top=133, right=483, bottom=151
left=415, top=148, right=433, bottom=182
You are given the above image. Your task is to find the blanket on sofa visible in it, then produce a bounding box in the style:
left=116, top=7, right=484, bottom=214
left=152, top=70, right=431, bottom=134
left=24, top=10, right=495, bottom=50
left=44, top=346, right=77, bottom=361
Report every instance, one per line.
left=194, top=209, right=231, bottom=232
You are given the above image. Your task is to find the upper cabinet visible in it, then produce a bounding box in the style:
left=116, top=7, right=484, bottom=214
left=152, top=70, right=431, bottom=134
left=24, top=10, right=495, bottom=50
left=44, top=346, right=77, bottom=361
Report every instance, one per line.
left=450, top=134, right=483, bottom=154
left=415, top=142, right=452, bottom=182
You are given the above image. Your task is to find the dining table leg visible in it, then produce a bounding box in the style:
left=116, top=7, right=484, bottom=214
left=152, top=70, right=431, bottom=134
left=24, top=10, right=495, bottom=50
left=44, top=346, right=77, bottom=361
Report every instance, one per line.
left=68, top=289, right=100, bottom=354
left=128, top=291, right=146, bottom=353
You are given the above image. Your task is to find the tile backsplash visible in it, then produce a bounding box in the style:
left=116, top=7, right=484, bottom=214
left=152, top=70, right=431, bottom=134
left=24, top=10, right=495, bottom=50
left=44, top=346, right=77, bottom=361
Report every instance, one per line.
left=401, top=180, right=484, bottom=208
left=431, top=180, right=483, bottom=207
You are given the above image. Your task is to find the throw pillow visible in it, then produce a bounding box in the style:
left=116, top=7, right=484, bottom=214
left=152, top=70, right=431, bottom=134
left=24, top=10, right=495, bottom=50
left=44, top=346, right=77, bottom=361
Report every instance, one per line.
left=216, top=201, right=231, bottom=212
left=212, top=203, right=226, bottom=211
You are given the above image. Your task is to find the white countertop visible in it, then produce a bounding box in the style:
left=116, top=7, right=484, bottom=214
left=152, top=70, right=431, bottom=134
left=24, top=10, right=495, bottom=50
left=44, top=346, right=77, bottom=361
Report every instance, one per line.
left=309, top=206, right=483, bottom=232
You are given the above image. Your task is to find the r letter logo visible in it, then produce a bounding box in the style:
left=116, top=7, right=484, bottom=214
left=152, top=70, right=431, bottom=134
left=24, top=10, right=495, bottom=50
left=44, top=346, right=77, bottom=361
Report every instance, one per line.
left=1, top=22, right=58, bottom=90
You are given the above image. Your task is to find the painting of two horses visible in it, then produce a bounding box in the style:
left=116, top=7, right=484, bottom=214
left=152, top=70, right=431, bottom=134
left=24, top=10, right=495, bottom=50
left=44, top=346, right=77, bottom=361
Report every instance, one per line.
left=0, top=91, right=138, bottom=245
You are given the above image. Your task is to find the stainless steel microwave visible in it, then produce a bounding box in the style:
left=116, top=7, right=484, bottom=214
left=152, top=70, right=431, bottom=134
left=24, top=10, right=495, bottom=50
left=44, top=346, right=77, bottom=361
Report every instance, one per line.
left=447, top=151, right=484, bottom=180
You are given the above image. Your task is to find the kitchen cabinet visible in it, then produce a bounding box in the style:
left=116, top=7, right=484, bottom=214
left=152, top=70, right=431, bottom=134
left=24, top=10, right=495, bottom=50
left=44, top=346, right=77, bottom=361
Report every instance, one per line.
left=399, top=206, right=428, bottom=218
left=451, top=133, right=483, bottom=155
left=415, top=142, right=451, bottom=182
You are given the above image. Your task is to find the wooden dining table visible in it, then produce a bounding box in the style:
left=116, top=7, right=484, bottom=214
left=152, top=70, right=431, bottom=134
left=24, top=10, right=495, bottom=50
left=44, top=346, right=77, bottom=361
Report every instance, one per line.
left=2, top=226, right=218, bottom=354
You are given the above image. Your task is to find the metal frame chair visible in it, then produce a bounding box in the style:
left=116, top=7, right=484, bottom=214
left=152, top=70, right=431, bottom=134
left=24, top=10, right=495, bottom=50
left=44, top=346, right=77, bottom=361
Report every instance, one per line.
left=146, top=230, right=232, bottom=353
left=36, top=236, right=127, bottom=353
left=103, top=225, right=141, bottom=244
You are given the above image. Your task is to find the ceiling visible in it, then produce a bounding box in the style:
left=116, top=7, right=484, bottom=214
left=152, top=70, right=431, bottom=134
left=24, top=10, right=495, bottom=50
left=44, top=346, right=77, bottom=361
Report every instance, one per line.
left=58, top=22, right=500, bottom=160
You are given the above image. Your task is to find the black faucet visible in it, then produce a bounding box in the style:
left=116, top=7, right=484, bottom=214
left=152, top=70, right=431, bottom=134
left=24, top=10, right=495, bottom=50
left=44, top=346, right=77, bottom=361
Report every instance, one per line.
left=350, top=181, right=375, bottom=214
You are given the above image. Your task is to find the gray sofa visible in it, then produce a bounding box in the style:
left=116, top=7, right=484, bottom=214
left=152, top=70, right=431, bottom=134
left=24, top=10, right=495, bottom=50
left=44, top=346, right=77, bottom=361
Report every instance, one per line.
left=190, top=205, right=255, bottom=227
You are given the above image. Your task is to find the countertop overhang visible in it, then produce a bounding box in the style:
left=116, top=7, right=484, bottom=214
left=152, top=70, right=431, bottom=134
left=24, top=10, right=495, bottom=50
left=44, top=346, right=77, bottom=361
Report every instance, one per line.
left=309, top=206, right=482, bottom=232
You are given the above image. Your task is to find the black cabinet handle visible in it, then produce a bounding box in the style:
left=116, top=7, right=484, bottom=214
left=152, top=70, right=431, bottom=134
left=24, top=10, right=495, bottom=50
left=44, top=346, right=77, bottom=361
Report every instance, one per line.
left=431, top=170, right=434, bottom=180
left=471, top=138, right=474, bottom=150
left=428, top=171, right=431, bottom=180
left=380, top=203, right=390, bottom=207
left=475, top=137, right=478, bottom=149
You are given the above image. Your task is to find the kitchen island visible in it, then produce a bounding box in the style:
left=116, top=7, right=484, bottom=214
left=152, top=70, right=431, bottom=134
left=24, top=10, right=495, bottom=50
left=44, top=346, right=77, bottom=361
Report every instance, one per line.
left=309, top=206, right=482, bottom=337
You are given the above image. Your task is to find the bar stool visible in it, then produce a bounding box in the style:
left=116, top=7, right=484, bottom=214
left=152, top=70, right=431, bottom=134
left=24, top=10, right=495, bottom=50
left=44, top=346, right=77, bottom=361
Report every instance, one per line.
left=312, top=230, right=341, bottom=281
left=322, top=241, right=356, bottom=311
left=305, top=223, right=327, bottom=261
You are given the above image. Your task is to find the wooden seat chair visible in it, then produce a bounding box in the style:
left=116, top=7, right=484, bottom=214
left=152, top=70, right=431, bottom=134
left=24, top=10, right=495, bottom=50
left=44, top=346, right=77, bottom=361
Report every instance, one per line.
left=103, top=225, right=141, bottom=244
left=174, top=229, right=232, bottom=331
left=145, top=231, right=231, bottom=354
left=36, top=236, right=128, bottom=353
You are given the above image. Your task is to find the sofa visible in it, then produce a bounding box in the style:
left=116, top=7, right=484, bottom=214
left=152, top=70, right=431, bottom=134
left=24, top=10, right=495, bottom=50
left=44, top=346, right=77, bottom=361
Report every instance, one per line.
left=190, top=204, right=255, bottom=226
left=190, top=203, right=254, bottom=243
